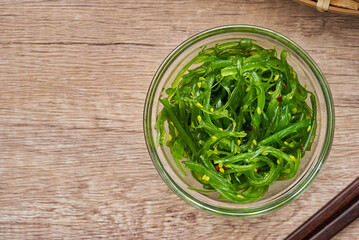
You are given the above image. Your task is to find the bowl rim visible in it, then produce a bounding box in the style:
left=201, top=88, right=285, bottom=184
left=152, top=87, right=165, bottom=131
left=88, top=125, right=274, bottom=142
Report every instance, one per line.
left=143, top=24, right=335, bottom=217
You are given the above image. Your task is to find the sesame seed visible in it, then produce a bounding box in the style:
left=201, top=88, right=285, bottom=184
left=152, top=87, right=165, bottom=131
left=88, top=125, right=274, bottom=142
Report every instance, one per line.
left=290, top=155, right=296, bottom=161
left=219, top=128, right=223, bottom=131
left=262, top=152, right=268, bottom=155
left=168, top=134, right=172, bottom=141
left=284, top=141, right=289, bottom=145
left=237, top=194, right=244, bottom=199
left=197, top=115, right=202, bottom=122
left=210, top=107, right=214, bottom=112
left=212, top=136, right=217, bottom=141
left=201, top=175, right=210, bottom=182
left=197, top=82, right=202, bottom=88
left=252, top=139, right=257, bottom=146
left=257, top=107, right=261, bottom=115
left=196, top=102, right=203, bottom=108
left=277, top=159, right=281, bottom=164
left=274, top=75, right=279, bottom=81
left=292, top=71, right=297, bottom=79
left=219, top=168, right=225, bottom=173
left=218, top=162, right=223, bottom=168
left=307, top=126, right=311, bottom=132
left=237, top=139, right=241, bottom=146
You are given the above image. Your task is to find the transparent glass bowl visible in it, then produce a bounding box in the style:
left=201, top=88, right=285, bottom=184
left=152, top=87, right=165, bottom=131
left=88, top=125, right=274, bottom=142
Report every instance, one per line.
left=144, top=25, right=334, bottom=217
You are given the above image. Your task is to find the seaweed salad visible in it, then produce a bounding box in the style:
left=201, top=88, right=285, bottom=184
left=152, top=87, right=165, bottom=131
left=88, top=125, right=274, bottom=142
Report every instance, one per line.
left=155, top=39, right=317, bottom=203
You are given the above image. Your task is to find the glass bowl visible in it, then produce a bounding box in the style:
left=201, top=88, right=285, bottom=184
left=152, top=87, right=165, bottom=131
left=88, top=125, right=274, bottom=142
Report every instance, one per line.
left=144, top=25, right=334, bottom=217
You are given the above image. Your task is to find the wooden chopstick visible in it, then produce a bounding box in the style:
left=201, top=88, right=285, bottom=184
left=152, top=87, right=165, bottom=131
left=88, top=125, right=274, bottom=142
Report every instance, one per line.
left=310, top=198, right=359, bottom=239
left=285, top=176, right=359, bottom=240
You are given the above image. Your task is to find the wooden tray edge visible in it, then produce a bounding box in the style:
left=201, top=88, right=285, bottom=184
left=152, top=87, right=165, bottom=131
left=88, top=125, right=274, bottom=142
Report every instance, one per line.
left=293, top=0, right=359, bottom=15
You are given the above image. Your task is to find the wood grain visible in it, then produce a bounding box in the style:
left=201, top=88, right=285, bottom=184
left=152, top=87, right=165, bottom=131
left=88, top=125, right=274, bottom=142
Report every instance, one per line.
left=0, top=0, right=358, bottom=239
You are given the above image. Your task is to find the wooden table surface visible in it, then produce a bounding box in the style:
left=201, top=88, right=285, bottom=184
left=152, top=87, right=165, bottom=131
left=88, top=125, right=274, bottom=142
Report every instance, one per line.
left=0, top=1, right=358, bottom=239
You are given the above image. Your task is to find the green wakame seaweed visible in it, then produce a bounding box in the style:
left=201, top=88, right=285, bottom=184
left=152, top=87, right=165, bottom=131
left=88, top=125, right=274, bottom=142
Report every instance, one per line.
left=155, top=39, right=317, bottom=203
